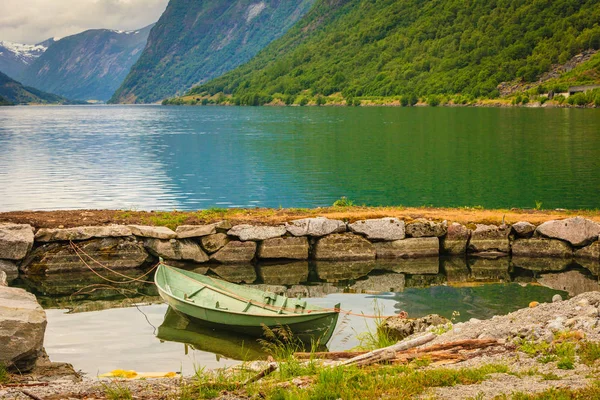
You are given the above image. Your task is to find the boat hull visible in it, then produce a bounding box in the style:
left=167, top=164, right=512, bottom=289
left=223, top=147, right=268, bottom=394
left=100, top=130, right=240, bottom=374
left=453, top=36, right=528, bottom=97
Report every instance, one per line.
left=155, top=264, right=340, bottom=344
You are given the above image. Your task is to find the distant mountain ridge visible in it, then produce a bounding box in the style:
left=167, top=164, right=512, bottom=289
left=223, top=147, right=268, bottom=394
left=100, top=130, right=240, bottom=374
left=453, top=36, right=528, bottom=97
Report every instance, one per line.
left=0, top=39, right=54, bottom=80
left=111, top=0, right=315, bottom=104
left=18, top=25, right=153, bottom=102
left=0, top=71, right=73, bottom=104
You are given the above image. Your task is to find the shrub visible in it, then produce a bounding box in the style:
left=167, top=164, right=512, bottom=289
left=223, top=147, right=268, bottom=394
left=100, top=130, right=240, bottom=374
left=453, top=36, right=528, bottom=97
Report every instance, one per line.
left=298, top=97, right=309, bottom=106
left=333, top=196, right=355, bottom=207
left=428, top=95, right=441, bottom=107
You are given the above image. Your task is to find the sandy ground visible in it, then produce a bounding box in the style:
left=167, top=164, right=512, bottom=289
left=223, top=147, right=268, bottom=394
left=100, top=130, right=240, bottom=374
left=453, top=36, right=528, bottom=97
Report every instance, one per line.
left=1, top=207, right=599, bottom=229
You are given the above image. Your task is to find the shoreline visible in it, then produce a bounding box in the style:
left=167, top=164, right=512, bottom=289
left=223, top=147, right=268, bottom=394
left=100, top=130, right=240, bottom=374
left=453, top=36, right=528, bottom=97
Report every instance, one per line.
left=1, top=206, right=600, bottom=229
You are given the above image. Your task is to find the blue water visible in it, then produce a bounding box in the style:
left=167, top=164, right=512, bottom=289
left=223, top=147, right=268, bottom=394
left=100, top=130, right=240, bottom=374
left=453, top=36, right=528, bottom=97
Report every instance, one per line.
left=1, top=105, right=599, bottom=211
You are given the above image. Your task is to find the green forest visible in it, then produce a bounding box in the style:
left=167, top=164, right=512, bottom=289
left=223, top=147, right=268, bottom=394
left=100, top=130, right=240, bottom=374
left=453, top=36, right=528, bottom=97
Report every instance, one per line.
left=184, top=0, right=600, bottom=106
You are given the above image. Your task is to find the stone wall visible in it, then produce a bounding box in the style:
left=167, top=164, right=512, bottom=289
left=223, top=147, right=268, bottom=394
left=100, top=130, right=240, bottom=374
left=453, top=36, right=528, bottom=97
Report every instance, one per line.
left=0, top=216, right=599, bottom=282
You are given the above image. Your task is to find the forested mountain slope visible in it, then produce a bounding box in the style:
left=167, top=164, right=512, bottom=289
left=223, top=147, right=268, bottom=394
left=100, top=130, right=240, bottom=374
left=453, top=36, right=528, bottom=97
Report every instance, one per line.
left=0, top=71, right=72, bottom=104
left=111, top=0, right=315, bottom=104
left=20, top=26, right=153, bottom=102
left=190, top=0, right=600, bottom=103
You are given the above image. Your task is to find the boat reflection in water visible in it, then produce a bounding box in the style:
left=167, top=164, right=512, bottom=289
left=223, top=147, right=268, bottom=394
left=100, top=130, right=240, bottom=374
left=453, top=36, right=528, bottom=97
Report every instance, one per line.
left=157, top=307, right=268, bottom=361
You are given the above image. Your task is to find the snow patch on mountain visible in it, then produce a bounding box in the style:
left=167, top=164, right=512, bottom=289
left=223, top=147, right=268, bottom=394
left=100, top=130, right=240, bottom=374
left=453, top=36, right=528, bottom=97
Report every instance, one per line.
left=246, top=2, right=266, bottom=23
left=0, top=41, right=50, bottom=64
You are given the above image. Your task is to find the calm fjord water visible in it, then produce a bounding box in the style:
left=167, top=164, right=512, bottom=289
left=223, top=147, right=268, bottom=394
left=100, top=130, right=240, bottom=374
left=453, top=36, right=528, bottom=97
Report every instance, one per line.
left=1, top=105, right=599, bottom=211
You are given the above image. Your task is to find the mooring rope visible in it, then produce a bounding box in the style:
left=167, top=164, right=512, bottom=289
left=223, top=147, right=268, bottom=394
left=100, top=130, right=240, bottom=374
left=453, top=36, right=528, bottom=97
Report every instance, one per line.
left=68, top=240, right=408, bottom=320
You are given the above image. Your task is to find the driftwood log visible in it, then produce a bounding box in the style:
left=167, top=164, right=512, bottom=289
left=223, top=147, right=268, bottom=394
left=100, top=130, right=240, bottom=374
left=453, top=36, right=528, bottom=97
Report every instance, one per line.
left=295, top=337, right=502, bottom=367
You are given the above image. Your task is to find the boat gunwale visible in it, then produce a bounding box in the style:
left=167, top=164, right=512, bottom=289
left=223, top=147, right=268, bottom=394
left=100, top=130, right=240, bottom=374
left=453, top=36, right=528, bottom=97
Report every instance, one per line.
left=155, top=264, right=339, bottom=319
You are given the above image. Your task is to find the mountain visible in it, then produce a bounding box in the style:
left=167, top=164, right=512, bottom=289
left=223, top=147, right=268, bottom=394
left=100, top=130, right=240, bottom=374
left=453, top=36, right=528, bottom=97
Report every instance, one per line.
left=0, top=39, right=54, bottom=80
left=190, top=0, right=600, bottom=104
left=0, top=95, right=13, bottom=106
left=19, top=26, right=153, bottom=102
left=110, top=0, right=315, bottom=104
left=0, top=71, right=71, bottom=104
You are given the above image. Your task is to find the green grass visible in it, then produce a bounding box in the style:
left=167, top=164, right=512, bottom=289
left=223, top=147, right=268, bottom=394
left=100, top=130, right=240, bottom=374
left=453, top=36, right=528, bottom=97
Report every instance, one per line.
left=102, top=381, right=133, bottom=400
left=579, top=341, right=600, bottom=366
left=332, top=196, right=356, bottom=208
left=517, top=335, right=600, bottom=370
left=508, top=381, right=600, bottom=400
left=0, top=363, right=9, bottom=384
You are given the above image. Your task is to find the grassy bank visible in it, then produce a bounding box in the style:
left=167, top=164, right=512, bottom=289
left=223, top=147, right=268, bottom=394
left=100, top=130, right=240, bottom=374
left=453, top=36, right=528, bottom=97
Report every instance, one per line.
left=1, top=206, right=600, bottom=230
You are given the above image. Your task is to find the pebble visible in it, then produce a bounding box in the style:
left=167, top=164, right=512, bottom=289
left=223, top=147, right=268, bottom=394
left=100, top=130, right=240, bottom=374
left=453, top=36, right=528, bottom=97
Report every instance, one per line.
left=577, top=299, right=590, bottom=307
left=529, top=301, right=539, bottom=308
left=547, top=317, right=565, bottom=332
left=552, top=294, right=563, bottom=303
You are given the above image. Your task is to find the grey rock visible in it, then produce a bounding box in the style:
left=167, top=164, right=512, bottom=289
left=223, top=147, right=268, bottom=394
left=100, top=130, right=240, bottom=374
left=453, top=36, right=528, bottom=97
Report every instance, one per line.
left=21, top=238, right=149, bottom=275
left=0, top=260, right=19, bottom=282
left=257, top=262, right=309, bottom=285
left=0, top=224, right=35, bottom=260
left=536, top=217, right=600, bottom=247
left=574, top=241, right=600, bottom=260
left=512, top=238, right=573, bottom=258
left=469, top=224, right=510, bottom=253
left=348, top=218, right=405, bottom=241
left=314, top=233, right=376, bottom=261
left=0, top=271, right=6, bottom=287
left=258, top=237, right=309, bottom=260
left=442, top=223, right=471, bottom=255
left=210, top=264, right=256, bottom=283
left=129, top=225, right=177, bottom=239
left=375, top=237, right=439, bottom=259
left=285, top=217, right=346, bottom=237
left=0, top=286, right=47, bottom=372
left=406, top=219, right=448, bottom=238
left=547, top=317, right=565, bottom=332
left=381, top=314, right=450, bottom=341
left=176, top=224, right=217, bottom=239
left=512, top=221, right=536, bottom=238
left=35, top=225, right=132, bottom=242
left=211, top=241, right=257, bottom=264
left=144, top=239, right=208, bottom=263
left=201, top=233, right=230, bottom=254
left=552, top=294, right=563, bottom=303
left=228, top=224, right=286, bottom=241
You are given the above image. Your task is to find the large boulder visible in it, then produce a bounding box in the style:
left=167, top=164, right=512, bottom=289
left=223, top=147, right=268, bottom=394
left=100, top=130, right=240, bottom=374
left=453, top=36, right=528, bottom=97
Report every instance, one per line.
left=381, top=314, right=450, bottom=341
left=35, top=225, right=132, bottom=242
left=0, top=286, right=47, bottom=372
left=512, top=221, right=536, bottom=238
left=285, top=217, right=346, bottom=237
left=575, top=241, right=600, bottom=260
left=228, top=225, right=286, bottom=241
left=314, top=233, right=376, bottom=261
left=201, top=233, right=231, bottom=254
left=468, top=224, right=510, bottom=254
left=211, top=241, right=257, bottom=264
left=129, top=225, right=177, bottom=239
left=257, top=262, right=309, bottom=285
left=442, top=223, right=470, bottom=255
left=258, top=237, right=309, bottom=260
left=348, top=218, right=405, bottom=241
left=0, top=260, right=19, bottom=283
left=535, top=217, right=600, bottom=247
left=375, top=237, right=439, bottom=259
left=0, top=224, right=34, bottom=260
left=176, top=225, right=216, bottom=238
left=144, top=239, right=208, bottom=263
left=406, top=219, right=447, bottom=238
left=21, top=238, right=149, bottom=275
left=512, top=238, right=573, bottom=258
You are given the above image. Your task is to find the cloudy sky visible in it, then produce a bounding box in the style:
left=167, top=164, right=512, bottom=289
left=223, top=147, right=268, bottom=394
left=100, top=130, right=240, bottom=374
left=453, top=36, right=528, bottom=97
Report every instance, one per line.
left=0, top=0, right=169, bottom=44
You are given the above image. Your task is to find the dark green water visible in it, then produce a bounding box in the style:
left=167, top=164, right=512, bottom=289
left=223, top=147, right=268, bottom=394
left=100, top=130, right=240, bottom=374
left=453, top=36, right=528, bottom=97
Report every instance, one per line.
left=1, top=105, right=599, bottom=210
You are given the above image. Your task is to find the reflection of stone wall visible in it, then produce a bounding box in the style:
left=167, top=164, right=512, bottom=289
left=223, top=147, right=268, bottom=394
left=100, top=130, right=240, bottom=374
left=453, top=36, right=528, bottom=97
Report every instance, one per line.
left=1, top=216, right=599, bottom=287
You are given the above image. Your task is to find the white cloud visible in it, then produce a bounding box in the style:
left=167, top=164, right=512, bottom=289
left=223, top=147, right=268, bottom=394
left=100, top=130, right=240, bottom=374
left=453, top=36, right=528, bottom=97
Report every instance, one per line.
left=0, top=0, right=169, bottom=44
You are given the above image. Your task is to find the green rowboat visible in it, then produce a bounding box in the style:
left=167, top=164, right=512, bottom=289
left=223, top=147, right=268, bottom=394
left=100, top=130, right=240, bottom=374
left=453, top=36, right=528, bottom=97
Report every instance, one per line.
left=154, top=263, right=340, bottom=344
